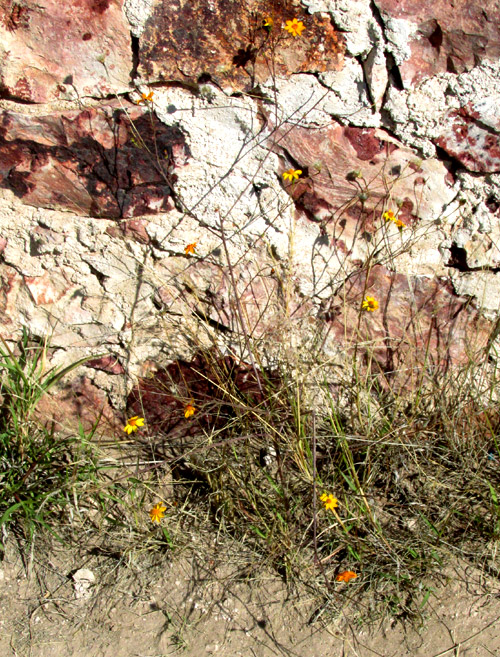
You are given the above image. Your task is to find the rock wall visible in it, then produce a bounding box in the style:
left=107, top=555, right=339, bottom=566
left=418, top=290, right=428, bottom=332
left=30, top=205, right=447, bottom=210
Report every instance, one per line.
left=1, top=0, right=500, bottom=426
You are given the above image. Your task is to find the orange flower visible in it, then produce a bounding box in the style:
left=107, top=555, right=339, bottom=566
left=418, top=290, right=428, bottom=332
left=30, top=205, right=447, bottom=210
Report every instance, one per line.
left=149, top=502, right=166, bottom=523
left=384, top=209, right=405, bottom=229
left=184, top=402, right=196, bottom=418
left=284, top=18, right=306, bottom=37
left=262, top=16, right=274, bottom=30
left=336, top=571, right=358, bottom=583
left=136, top=91, right=154, bottom=105
left=185, top=242, right=197, bottom=255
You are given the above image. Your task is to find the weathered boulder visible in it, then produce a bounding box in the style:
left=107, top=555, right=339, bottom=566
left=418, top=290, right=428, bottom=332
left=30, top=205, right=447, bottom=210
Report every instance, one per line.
left=374, top=0, right=500, bottom=87
left=0, top=0, right=132, bottom=103
left=138, top=0, right=344, bottom=92
left=0, top=102, right=190, bottom=217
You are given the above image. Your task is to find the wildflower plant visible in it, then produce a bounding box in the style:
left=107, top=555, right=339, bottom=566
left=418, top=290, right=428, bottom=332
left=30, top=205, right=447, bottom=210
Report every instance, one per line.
left=336, top=571, right=358, bottom=583
left=184, top=402, right=196, bottom=418
left=123, top=416, right=145, bottom=434
left=282, top=168, right=302, bottom=182
left=136, top=91, right=154, bottom=105
left=320, top=492, right=339, bottom=511
left=284, top=18, right=305, bottom=37
left=384, top=209, right=405, bottom=229
left=362, top=296, right=379, bottom=312
left=150, top=503, right=167, bottom=523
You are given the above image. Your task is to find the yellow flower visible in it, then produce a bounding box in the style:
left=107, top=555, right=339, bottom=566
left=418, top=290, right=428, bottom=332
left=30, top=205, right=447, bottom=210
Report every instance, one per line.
left=123, top=415, right=145, bottom=434
left=320, top=492, right=339, bottom=511
left=362, top=296, right=379, bottom=312
left=149, top=502, right=166, bottom=523
left=136, top=91, right=154, bottom=105
left=184, top=402, right=196, bottom=418
left=262, top=16, right=274, bottom=29
left=282, top=168, right=302, bottom=182
left=336, top=570, right=358, bottom=583
left=184, top=242, right=197, bottom=255
left=284, top=18, right=306, bottom=37
left=384, top=209, right=405, bottom=229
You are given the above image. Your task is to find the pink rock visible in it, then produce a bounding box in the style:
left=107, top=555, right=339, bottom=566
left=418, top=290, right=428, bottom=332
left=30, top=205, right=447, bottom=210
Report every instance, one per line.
left=0, top=0, right=132, bottom=102
left=324, top=264, right=492, bottom=378
left=85, top=354, right=125, bottom=375
left=106, top=219, right=151, bottom=244
left=139, top=1, right=344, bottom=92
left=0, top=102, right=189, bottom=217
left=374, top=0, right=500, bottom=86
left=23, top=270, right=70, bottom=305
left=436, top=104, right=500, bottom=172
left=268, top=121, right=435, bottom=232
left=36, top=375, right=122, bottom=434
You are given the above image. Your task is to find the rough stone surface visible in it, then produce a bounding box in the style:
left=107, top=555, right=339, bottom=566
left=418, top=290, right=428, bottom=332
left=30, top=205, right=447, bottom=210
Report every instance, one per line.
left=436, top=101, right=500, bottom=173
left=385, top=60, right=500, bottom=161
left=138, top=0, right=345, bottom=93
left=325, top=264, right=492, bottom=377
left=373, top=0, right=500, bottom=87
left=0, top=0, right=499, bottom=427
left=0, top=0, right=132, bottom=103
left=0, top=102, right=189, bottom=217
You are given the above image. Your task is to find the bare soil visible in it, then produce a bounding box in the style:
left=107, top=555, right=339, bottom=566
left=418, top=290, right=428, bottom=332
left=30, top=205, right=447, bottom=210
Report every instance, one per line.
left=1, top=539, right=500, bottom=657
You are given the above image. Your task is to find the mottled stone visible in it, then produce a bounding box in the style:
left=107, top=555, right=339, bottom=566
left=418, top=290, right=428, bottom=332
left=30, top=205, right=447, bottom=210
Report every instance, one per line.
left=0, top=0, right=132, bottom=103
left=0, top=102, right=189, bottom=217
left=24, top=270, right=70, bottom=306
left=324, top=264, right=492, bottom=377
left=269, top=120, right=454, bottom=231
left=374, top=0, right=500, bottom=87
left=436, top=102, right=500, bottom=173
left=86, top=354, right=125, bottom=374
left=138, top=0, right=344, bottom=92
left=36, top=375, right=122, bottom=434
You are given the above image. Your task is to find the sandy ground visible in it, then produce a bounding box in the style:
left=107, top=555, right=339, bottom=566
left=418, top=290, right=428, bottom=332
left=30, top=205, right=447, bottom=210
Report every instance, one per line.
left=1, top=540, right=499, bottom=657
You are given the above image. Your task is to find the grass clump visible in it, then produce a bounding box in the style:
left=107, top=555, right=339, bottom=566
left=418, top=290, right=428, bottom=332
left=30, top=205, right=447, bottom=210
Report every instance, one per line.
left=0, top=329, right=100, bottom=546
left=121, top=325, right=500, bottom=623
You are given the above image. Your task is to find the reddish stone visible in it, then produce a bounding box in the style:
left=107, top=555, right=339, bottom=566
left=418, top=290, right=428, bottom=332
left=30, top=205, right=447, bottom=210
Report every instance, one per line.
left=106, top=219, right=151, bottom=244
left=436, top=104, right=500, bottom=173
left=127, top=352, right=279, bottom=436
left=85, top=354, right=125, bottom=375
left=23, top=270, right=70, bottom=305
left=268, top=120, right=445, bottom=236
left=344, top=127, right=384, bottom=161
left=0, top=0, right=132, bottom=103
left=0, top=102, right=189, bottom=217
left=139, top=0, right=344, bottom=92
left=324, top=264, right=492, bottom=382
left=0, top=268, right=18, bottom=323
left=36, top=375, right=122, bottom=434
left=374, top=0, right=500, bottom=86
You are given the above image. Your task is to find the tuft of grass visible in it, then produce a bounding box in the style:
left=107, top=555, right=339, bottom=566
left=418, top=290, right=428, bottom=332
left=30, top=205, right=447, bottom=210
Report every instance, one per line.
left=0, top=329, right=101, bottom=547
